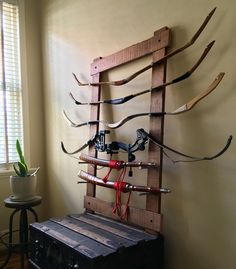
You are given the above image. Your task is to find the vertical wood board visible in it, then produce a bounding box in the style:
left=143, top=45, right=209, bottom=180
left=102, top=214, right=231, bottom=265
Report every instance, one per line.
left=146, top=47, right=168, bottom=214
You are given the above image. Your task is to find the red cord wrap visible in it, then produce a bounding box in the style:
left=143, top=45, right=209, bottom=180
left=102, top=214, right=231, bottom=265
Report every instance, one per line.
left=108, top=160, right=123, bottom=169
left=103, top=160, right=124, bottom=183
left=113, top=181, right=128, bottom=193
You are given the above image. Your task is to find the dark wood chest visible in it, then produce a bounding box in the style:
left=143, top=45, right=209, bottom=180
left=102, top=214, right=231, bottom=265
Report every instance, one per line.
left=29, top=213, right=163, bottom=269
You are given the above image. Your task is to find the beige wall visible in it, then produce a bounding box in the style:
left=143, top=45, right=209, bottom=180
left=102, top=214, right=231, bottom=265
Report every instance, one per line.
left=39, top=0, right=236, bottom=268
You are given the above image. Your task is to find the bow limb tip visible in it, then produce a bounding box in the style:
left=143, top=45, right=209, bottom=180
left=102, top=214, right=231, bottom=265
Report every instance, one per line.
left=184, top=72, right=225, bottom=112
left=72, top=72, right=88, bottom=86
left=197, top=40, right=215, bottom=64
left=61, top=141, right=69, bottom=154
left=190, top=7, right=216, bottom=44
left=69, top=92, right=82, bottom=105
left=62, top=109, right=77, bottom=127
left=205, top=7, right=217, bottom=23
left=224, top=135, right=233, bottom=151
left=210, top=7, right=217, bottom=16
left=61, top=141, right=89, bottom=155
left=206, top=40, right=215, bottom=51
left=205, top=135, right=233, bottom=161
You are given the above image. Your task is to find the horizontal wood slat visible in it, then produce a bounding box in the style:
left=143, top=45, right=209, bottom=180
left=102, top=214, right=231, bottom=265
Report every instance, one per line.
left=31, top=221, right=114, bottom=258
left=70, top=213, right=156, bottom=242
left=91, top=27, right=170, bottom=75
left=84, top=196, right=163, bottom=232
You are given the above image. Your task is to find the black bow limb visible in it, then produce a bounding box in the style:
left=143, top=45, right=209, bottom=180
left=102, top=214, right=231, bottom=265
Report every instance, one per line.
left=138, top=129, right=233, bottom=163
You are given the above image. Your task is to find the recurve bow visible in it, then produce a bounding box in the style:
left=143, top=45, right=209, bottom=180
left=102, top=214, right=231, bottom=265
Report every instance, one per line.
left=63, top=72, right=225, bottom=129
left=137, top=129, right=232, bottom=163
left=73, top=8, right=216, bottom=87
left=70, top=41, right=214, bottom=105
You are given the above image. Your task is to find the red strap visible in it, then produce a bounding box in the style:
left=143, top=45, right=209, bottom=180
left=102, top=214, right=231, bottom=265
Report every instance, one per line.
left=121, top=192, right=131, bottom=220
left=102, top=167, right=112, bottom=183
left=112, top=167, right=131, bottom=220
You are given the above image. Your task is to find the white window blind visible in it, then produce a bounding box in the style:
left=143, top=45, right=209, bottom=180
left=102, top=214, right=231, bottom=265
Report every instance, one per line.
left=0, top=0, right=23, bottom=167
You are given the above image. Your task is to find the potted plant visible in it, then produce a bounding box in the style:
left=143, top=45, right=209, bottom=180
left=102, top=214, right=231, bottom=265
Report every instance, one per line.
left=10, top=139, right=40, bottom=201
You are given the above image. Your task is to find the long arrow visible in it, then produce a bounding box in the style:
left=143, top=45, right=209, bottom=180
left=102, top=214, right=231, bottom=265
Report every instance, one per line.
left=63, top=72, right=225, bottom=129
left=70, top=41, right=214, bottom=105
left=73, top=8, right=216, bottom=87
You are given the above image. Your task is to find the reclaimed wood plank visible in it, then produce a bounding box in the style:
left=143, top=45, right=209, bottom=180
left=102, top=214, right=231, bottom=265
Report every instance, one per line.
left=146, top=31, right=169, bottom=215
left=84, top=196, right=163, bottom=232
left=91, top=27, right=170, bottom=74
left=86, top=69, right=101, bottom=199
left=31, top=221, right=114, bottom=258
left=70, top=213, right=156, bottom=242
left=51, top=216, right=135, bottom=250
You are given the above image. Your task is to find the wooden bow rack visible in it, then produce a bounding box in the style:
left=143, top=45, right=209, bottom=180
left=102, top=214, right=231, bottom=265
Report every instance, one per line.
left=84, top=27, right=170, bottom=233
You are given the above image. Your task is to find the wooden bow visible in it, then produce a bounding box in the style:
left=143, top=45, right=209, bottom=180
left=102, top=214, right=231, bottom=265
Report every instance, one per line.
left=73, top=8, right=216, bottom=87
left=63, top=72, right=224, bottom=129
left=70, top=41, right=214, bottom=105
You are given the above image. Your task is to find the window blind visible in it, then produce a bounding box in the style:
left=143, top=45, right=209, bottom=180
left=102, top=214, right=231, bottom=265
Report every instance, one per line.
left=0, top=0, right=23, bottom=167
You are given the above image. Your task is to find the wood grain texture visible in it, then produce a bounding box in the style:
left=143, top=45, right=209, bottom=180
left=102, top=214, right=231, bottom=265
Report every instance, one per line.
left=31, top=221, right=114, bottom=258
left=51, top=216, right=136, bottom=250
left=91, top=27, right=170, bottom=75
left=146, top=31, right=169, bottom=214
left=84, top=196, right=163, bottom=232
left=70, top=213, right=156, bottom=242
left=86, top=72, right=101, bottom=198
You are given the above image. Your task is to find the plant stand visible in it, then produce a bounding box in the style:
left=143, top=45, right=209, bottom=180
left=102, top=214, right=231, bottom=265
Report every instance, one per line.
left=1, top=196, right=42, bottom=269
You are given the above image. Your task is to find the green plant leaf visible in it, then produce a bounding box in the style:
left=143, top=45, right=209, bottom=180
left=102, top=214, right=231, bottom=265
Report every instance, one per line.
left=16, top=139, right=26, bottom=165
left=18, top=162, right=28, bottom=176
left=13, top=163, right=21, bottom=177
left=13, top=139, right=31, bottom=177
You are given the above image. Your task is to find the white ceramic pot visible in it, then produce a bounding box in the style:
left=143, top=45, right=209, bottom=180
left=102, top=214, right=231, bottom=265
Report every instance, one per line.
left=10, top=174, right=37, bottom=201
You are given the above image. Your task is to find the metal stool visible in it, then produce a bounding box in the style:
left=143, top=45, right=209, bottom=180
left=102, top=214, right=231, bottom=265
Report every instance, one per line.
left=0, top=196, right=42, bottom=269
